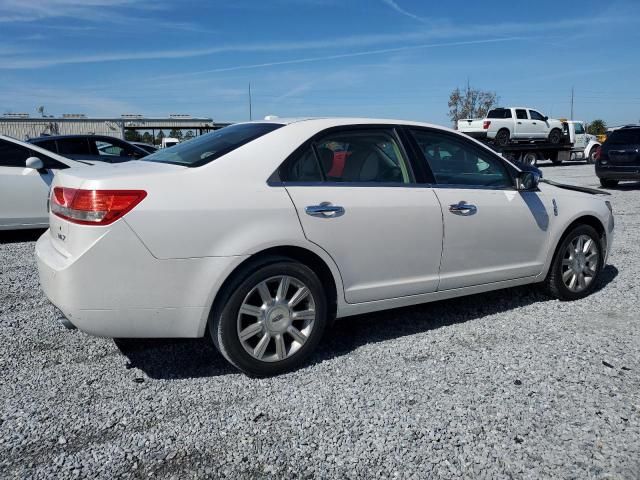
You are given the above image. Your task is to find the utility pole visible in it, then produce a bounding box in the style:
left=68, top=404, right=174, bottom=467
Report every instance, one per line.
left=570, top=87, right=574, bottom=120
left=248, top=83, right=253, bottom=121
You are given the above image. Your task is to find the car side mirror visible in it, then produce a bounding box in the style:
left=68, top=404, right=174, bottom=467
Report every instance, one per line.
left=544, top=116, right=549, bottom=121
left=25, top=156, right=44, bottom=170
left=516, top=171, right=540, bottom=191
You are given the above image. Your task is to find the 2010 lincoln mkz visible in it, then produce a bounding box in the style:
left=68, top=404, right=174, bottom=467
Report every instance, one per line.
left=36, top=118, right=615, bottom=376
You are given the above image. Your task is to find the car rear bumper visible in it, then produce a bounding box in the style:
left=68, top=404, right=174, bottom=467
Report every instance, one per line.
left=36, top=223, right=247, bottom=338
left=460, top=131, right=488, bottom=140
left=596, top=164, right=640, bottom=179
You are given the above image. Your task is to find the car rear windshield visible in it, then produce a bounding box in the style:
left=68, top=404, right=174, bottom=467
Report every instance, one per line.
left=487, top=109, right=512, bottom=119
left=606, top=129, right=640, bottom=145
left=143, top=123, right=284, bottom=167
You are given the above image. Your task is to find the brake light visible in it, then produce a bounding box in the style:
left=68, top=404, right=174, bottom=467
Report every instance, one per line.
left=483, top=120, right=491, bottom=129
left=594, top=146, right=601, bottom=161
left=51, top=187, right=147, bottom=225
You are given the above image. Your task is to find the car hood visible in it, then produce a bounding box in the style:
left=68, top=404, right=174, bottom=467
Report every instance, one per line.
left=540, top=178, right=610, bottom=196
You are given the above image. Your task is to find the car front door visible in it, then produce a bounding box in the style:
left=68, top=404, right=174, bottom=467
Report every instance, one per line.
left=529, top=110, right=548, bottom=139
left=514, top=109, right=532, bottom=138
left=0, top=140, right=63, bottom=229
left=280, top=127, right=443, bottom=303
left=408, top=128, right=552, bottom=290
left=572, top=122, right=588, bottom=152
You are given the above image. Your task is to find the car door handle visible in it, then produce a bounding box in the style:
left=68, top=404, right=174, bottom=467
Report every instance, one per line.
left=517, top=121, right=522, bottom=124
left=305, top=202, right=345, bottom=218
left=449, top=201, right=477, bottom=216
left=532, top=122, right=537, bottom=125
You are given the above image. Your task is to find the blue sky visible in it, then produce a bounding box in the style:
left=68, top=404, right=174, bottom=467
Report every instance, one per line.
left=1, top=0, right=639, bottom=127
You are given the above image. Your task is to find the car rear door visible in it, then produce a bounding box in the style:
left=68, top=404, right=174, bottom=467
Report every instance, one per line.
left=0, top=139, right=61, bottom=228
left=280, top=126, right=443, bottom=304
left=407, top=128, right=552, bottom=290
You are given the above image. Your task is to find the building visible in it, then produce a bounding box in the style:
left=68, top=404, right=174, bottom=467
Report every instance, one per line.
left=0, top=113, right=231, bottom=142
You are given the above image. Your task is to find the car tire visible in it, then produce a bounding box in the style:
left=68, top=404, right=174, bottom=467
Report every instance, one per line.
left=495, top=129, right=510, bottom=146
left=210, top=259, right=327, bottom=377
left=522, top=152, right=537, bottom=166
left=543, top=224, right=604, bottom=301
left=548, top=129, right=562, bottom=144
left=600, top=178, right=619, bottom=188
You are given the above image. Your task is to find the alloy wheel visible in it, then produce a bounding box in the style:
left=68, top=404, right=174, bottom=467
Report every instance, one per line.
left=236, top=275, right=316, bottom=362
left=561, top=234, right=599, bottom=292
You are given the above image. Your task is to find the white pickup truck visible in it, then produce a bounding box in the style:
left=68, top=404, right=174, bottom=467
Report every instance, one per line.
left=458, top=107, right=565, bottom=146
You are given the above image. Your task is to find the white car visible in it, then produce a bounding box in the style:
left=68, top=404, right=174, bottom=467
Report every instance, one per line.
left=36, top=118, right=614, bottom=376
left=458, top=107, right=565, bottom=146
left=0, top=134, right=91, bottom=230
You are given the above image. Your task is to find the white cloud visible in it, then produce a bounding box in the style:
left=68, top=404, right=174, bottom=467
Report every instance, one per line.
left=381, top=0, right=425, bottom=22
left=0, top=14, right=626, bottom=70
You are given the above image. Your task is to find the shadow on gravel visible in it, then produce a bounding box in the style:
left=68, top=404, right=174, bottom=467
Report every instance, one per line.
left=0, top=229, right=46, bottom=244
left=116, top=265, right=618, bottom=379
left=600, top=181, right=640, bottom=191
left=114, top=337, right=237, bottom=379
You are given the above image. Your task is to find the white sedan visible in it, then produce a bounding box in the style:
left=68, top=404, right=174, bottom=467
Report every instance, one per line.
left=36, top=118, right=614, bottom=376
left=0, top=134, right=90, bottom=230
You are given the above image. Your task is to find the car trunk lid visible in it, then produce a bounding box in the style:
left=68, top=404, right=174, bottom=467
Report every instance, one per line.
left=48, top=160, right=186, bottom=257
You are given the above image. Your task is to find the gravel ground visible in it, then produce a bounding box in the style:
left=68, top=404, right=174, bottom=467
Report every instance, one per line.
left=1, top=162, right=639, bottom=479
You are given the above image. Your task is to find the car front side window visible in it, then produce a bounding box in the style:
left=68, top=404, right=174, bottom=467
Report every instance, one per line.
left=530, top=110, right=545, bottom=121
left=410, top=129, right=513, bottom=188
left=515, top=109, right=528, bottom=120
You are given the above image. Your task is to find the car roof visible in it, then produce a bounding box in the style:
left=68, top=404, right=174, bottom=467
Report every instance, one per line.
left=0, top=134, right=86, bottom=167
left=240, top=116, right=454, bottom=129
left=28, top=134, right=124, bottom=142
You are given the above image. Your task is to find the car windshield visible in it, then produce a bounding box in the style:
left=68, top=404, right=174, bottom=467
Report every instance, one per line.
left=607, top=129, right=640, bottom=145
left=143, top=123, right=283, bottom=167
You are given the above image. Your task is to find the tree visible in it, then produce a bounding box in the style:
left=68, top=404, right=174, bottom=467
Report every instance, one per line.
left=448, top=85, right=498, bottom=126
left=184, top=130, right=195, bottom=140
left=587, top=119, right=607, bottom=136
left=125, top=130, right=141, bottom=142
left=169, top=128, right=183, bottom=140
left=156, top=130, right=165, bottom=144
left=141, top=132, right=153, bottom=144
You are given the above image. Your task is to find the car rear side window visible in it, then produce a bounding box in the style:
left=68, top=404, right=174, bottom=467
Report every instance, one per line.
left=0, top=139, right=31, bottom=167
left=515, top=109, right=528, bottom=120
left=280, top=129, right=414, bottom=184
left=487, top=109, right=512, bottom=119
left=143, top=123, right=283, bottom=167
left=33, top=139, right=57, bottom=153
left=57, top=138, right=92, bottom=156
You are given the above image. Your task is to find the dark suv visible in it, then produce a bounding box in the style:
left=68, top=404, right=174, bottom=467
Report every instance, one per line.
left=28, top=135, right=148, bottom=163
left=596, top=126, right=640, bottom=187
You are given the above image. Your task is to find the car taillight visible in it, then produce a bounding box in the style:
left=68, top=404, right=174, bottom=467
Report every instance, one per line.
left=483, top=120, right=491, bottom=129
left=594, top=147, right=601, bottom=161
left=51, top=187, right=147, bottom=225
